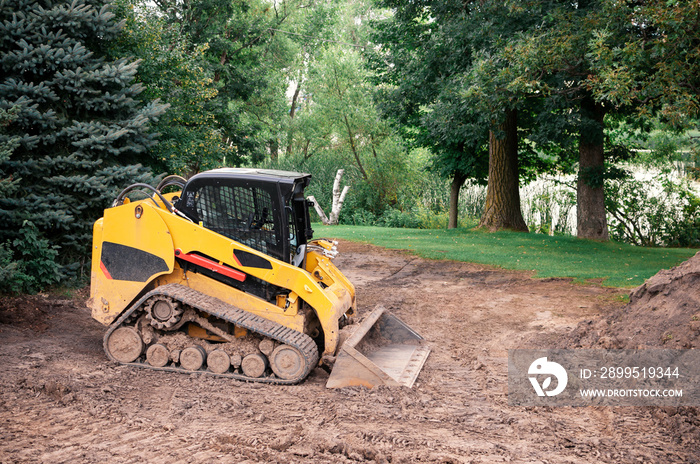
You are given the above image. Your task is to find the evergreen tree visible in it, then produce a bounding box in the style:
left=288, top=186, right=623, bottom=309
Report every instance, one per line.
left=0, top=0, right=167, bottom=272
left=0, top=106, right=19, bottom=198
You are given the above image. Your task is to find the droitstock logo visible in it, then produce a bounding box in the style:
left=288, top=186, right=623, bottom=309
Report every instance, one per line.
left=510, top=349, right=700, bottom=406
left=528, top=357, right=568, bottom=397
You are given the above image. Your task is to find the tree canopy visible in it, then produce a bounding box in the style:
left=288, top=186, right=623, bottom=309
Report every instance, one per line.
left=368, top=0, right=699, bottom=237
left=108, top=0, right=233, bottom=176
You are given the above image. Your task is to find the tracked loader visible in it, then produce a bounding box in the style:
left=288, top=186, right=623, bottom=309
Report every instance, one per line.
left=88, top=168, right=429, bottom=388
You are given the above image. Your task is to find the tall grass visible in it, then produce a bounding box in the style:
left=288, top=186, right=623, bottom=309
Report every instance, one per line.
left=419, top=164, right=699, bottom=244
left=418, top=173, right=578, bottom=235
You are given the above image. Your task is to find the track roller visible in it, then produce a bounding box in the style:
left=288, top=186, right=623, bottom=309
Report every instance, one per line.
left=269, top=345, right=306, bottom=380
left=180, top=345, right=207, bottom=370
left=207, top=349, right=231, bottom=374
left=241, top=353, right=268, bottom=378
left=106, top=326, right=143, bottom=363
left=146, top=344, right=169, bottom=367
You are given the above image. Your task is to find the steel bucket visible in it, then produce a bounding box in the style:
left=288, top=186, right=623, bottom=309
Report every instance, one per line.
left=326, top=306, right=430, bottom=388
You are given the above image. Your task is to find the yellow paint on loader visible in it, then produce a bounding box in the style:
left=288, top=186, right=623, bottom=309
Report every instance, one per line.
left=88, top=202, right=174, bottom=325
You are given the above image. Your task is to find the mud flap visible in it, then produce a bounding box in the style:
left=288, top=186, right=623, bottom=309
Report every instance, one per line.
left=326, top=306, right=430, bottom=389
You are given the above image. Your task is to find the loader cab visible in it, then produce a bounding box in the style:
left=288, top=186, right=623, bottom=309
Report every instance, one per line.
left=175, top=168, right=313, bottom=265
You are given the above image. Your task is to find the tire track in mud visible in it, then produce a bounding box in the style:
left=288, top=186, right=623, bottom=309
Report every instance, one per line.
left=1, top=394, right=173, bottom=463
left=0, top=387, right=291, bottom=464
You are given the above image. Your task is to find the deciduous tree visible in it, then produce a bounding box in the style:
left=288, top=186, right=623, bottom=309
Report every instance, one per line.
left=369, top=0, right=546, bottom=230
left=150, top=0, right=303, bottom=164
left=109, top=0, right=233, bottom=176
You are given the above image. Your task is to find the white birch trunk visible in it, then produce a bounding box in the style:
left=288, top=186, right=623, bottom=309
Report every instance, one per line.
left=306, top=169, right=349, bottom=226
left=306, top=195, right=329, bottom=225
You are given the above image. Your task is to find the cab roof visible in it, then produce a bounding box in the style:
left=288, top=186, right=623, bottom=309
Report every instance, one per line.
left=191, top=168, right=311, bottom=185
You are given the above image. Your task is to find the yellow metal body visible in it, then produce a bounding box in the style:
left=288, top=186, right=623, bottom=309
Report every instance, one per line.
left=88, top=196, right=356, bottom=357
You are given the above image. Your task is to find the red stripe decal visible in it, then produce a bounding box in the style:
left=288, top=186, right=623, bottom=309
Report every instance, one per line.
left=100, top=260, right=113, bottom=280
left=175, top=249, right=246, bottom=282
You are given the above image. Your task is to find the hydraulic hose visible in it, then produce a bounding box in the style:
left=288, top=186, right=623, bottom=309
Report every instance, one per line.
left=112, top=183, right=174, bottom=212
left=156, top=175, right=187, bottom=192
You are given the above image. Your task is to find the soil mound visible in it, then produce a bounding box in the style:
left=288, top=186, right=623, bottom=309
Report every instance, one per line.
left=569, top=251, right=700, bottom=349
left=567, top=252, right=700, bottom=448
left=0, top=294, right=60, bottom=332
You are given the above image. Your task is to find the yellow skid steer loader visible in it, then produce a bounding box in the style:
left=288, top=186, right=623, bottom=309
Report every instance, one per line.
left=88, top=168, right=429, bottom=388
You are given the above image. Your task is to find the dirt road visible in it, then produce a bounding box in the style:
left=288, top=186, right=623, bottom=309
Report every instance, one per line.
left=1, top=241, right=698, bottom=463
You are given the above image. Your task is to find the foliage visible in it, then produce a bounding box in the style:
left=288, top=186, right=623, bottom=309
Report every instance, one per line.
left=260, top=140, right=486, bottom=229
left=0, top=221, right=63, bottom=294
left=149, top=0, right=304, bottom=164
left=499, top=0, right=700, bottom=238
left=257, top=2, right=421, bottom=222
left=305, top=46, right=380, bottom=178
left=585, top=1, right=700, bottom=128
left=108, top=0, right=233, bottom=176
left=258, top=136, right=420, bottom=226
left=604, top=119, right=700, bottom=247
left=315, top=224, right=696, bottom=288
left=607, top=118, right=699, bottom=167
left=0, top=106, right=19, bottom=198
left=367, top=0, right=490, bottom=182
left=367, top=0, right=579, bottom=230
left=343, top=206, right=477, bottom=229
left=366, top=0, right=699, bottom=237
left=605, top=166, right=700, bottom=247
left=276, top=0, right=346, bottom=160
left=0, top=108, right=61, bottom=294
left=0, top=0, right=166, bottom=272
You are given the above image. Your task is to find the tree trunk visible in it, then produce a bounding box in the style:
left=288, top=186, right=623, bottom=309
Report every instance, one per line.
left=478, top=109, right=528, bottom=232
left=448, top=171, right=467, bottom=229
left=329, top=169, right=350, bottom=225
left=269, top=139, right=279, bottom=161
left=307, top=170, right=349, bottom=226
left=577, top=97, right=609, bottom=240
left=285, top=79, right=302, bottom=157
left=343, top=115, right=368, bottom=180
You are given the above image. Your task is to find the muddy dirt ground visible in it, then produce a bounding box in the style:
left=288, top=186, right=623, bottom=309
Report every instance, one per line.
left=1, top=241, right=698, bottom=463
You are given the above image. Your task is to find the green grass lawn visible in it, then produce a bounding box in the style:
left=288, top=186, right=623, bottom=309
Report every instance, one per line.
left=314, top=224, right=697, bottom=288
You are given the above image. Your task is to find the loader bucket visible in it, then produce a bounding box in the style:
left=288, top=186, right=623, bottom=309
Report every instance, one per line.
left=326, top=306, right=430, bottom=389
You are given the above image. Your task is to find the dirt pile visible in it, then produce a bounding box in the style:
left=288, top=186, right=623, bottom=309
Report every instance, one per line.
left=569, top=251, right=700, bottom=349
left=0, top=294, right=64, bottom=332
left=567, top=252, right=700, bottom=452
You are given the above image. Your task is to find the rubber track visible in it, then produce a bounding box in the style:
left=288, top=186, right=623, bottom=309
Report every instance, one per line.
left=103, top=283, right=319, bottom=385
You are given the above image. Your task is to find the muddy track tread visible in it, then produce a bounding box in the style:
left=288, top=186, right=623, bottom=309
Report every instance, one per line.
left=103, top=283, right=319, bottom=385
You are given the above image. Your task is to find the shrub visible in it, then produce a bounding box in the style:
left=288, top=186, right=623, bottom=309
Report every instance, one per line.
left=0, top=221, right=63, bottom=294
left=605, top=164, right=700, bottom=247
left=344, top=209, right=377, bottom=226
left=378, top=208, right=423, bottom=228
